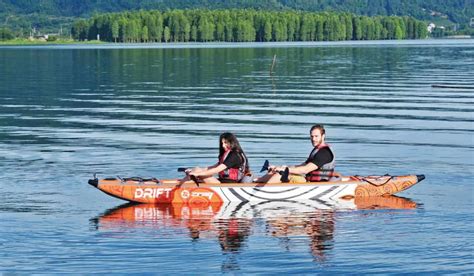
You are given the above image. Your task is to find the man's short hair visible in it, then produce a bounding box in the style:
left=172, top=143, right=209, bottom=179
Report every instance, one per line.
left=310, top=124, right=325, bottom=135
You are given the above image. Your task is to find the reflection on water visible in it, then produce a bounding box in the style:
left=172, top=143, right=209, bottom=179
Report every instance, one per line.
left=267, top=209, right=335, bottom=263
left=92, top=196, right=417, bottom=266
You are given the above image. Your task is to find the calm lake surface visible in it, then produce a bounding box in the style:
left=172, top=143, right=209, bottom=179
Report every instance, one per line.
left=1, top=40, right=473, bottom=274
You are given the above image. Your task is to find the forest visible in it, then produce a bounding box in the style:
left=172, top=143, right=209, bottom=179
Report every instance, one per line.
left=71, top=9, right=428, bottom=43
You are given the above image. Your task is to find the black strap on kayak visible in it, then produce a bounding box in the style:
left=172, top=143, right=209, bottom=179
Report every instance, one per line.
left=358, top=174, right=393, bottom=186
left=118, top=176, right=160, bottom=184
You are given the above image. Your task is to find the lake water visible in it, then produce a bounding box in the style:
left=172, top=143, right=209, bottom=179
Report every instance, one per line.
left=1, top=40, right=473, bottom=274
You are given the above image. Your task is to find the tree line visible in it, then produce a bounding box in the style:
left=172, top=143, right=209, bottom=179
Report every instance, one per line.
left=71, top=9, right=428, bottom=43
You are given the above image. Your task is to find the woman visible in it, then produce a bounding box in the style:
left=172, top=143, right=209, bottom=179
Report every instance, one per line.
left=181, top=132, right=250, bottom=184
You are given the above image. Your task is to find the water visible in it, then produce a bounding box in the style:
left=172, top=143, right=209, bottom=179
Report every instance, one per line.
left=1, top=40, right=473, bottom=274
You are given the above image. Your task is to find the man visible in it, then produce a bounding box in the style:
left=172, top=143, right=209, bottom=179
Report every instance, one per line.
left=257, top=124, right=335, bottom=183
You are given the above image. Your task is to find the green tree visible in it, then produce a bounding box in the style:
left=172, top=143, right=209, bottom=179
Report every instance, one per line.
left=214, top=11, right=229, bottom=42
left=300, top=13, right=314, bottom=41
left=215, top=21, right=225, bottom=41
left=273, top=18, right=287, bottom=41
left=163, top=26, right=170, bottom=42
left=352, top=17, right=362, bottom=40
left=111, top=20, right=119, bottom=42
left=149, top=12, right=163, bottom=42
left=71, top=19, right=89, bottom=40
left=129, top=20, right=140, bottom=42
left=0, top=27, right=14, bottom=40
left=344, top=14, right=353, bottom=40
left=314, top=15, right=324, bottom=41
left=198, top=16, right=215, bottom=42
left=394, top=25, right=403, bottom=39
left=286, top=13, right=299, bottom=41
left=415, top=21, right=428, bottom=38
left=142, top=25, right=149, bottom=42
left=190, top=25, right=198, bottom=41
left=264, top=20, right=272, bottom=41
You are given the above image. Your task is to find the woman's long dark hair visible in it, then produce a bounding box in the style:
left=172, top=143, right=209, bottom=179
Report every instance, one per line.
left=219, top=132, right=249, bottom=173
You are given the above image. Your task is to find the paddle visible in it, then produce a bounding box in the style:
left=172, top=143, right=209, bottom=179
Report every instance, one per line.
left=260, top=160, right=290, bottom=183
left=177, top=167, right=199, bottom=186
left=189, top=175, right=200, bottom=187
left=260, top=160, right=270, bottom=172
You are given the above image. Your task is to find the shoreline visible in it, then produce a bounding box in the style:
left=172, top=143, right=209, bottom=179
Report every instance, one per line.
left=1, top=38, right=473, bottom=49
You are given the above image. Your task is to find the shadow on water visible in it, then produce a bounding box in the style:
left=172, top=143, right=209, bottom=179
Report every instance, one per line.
left=90, top=196, right=419, bottom=268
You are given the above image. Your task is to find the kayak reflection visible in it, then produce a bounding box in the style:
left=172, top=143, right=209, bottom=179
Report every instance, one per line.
left=92, top=196, right=417, bottom=262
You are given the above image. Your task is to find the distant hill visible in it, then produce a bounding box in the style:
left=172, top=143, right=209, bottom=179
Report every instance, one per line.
left=1, top=0, right=472, bottom=34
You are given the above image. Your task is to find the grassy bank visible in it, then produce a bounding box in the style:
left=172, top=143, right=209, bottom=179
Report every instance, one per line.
left=0, top=38, right=105, bottom=45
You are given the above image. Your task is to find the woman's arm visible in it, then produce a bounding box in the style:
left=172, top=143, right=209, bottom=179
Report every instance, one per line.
left=206, top=162, right=220, bottom=170
left=191, top=163, right=227, bottom=177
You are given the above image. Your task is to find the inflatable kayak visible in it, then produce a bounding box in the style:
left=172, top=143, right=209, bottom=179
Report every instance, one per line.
left=88, top=174, right=424, bottom=204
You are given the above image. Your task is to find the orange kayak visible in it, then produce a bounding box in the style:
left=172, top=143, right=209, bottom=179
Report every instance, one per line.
left=88, top=174, right=424, bottom=204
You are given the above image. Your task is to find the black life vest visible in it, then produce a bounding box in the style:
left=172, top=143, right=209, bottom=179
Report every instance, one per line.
left=305, top=143, right=336, bottom=182
left=218, top=150, right=248, bottom=182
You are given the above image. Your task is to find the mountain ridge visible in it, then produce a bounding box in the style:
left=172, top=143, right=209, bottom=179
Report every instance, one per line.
left=1, top=0, right=472, bottom=33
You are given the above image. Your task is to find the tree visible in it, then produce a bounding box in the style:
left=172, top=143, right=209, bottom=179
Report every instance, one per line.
left=190, top=25, right=198, bottom=41
left=286, top=13, right=299, bottom=41
left=215, top=21, right=225, bottom=41
left=0, top=27, right=14, bottom=40
left=198, top=16, right=215, bottom=42
left=142, top=25, right=149, bottom=42
left=128, top=20, right=140, bottom=42
left=163, top=26, right=170, bottom=42
left=353, top=17, right=362, bottom=40
left=344, top=14, right=353, bottom=40
left=182, top=15, right=191, bottom=42
left=264, top=20, right=272, bottom=41
left=119, top=18, right=127, bottom=42
left=112, top=20, right=119, bottom=42
left=314, top=15, right=324, bottom=41
left=415, top=21, right=428, bottom=38
left=71, top=19, right=89, bottom=40
left=273, top=18, right=287, bottom=41
left=149, top=12, right=163, bottom=42
left=300, top=14, right=314, bottom=41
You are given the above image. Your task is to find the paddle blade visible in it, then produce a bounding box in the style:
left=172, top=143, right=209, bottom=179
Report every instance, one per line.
left=260, top=160, right=270, bottom=172
left=177, top=167, right=188, bottom=172
left=190, top=175, right=200, bottom=187
left=280, top=167, right=290, bottom=183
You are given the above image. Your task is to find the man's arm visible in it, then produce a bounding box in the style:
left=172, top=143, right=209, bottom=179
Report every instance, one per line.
left=287, top=147, right=333, bottom=174
left=289, top=162, right=318, bottom=175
